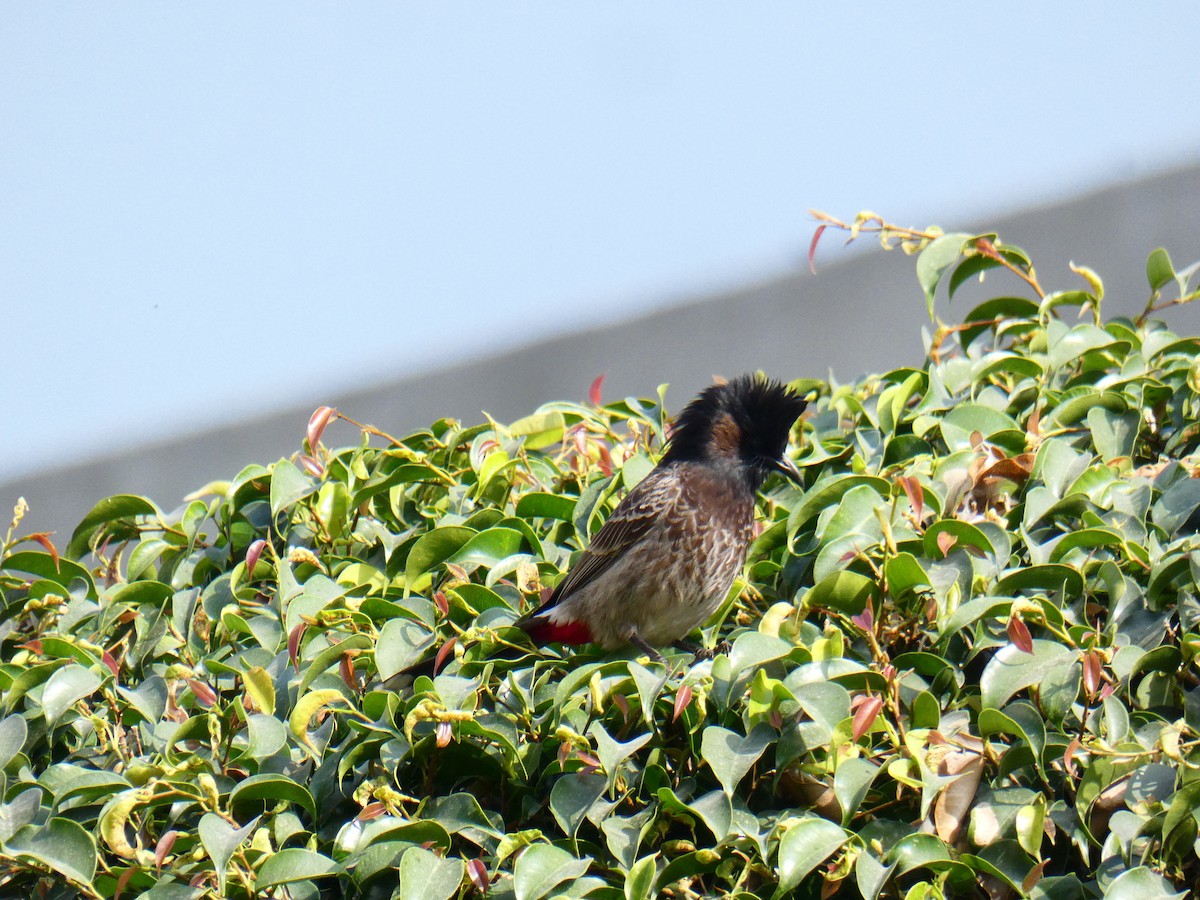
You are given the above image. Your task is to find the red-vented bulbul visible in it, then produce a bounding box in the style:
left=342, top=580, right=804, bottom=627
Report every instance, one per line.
left=515, top=375, right=807, bottom=662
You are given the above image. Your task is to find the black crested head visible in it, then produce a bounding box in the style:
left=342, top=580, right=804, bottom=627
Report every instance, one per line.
left=661, top=375, right=808, bottom=488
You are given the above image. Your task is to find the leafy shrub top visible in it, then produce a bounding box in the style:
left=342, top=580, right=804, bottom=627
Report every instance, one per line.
left=3, top=216, right=1200, bottom=899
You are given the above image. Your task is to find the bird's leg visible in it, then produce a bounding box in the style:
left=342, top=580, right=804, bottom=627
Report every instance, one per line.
left=673, top=638, right=733, bottom=663
left=673, top=639, right=712, bottom=662
left=627, top=630, right=666, bottom=664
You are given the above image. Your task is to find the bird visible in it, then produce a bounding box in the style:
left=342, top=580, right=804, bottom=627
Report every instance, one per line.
left=513, top=374, right=807, bottom=662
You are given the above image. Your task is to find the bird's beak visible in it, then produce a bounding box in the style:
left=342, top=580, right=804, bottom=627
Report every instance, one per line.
left=770, top=455, right=803, bottom=484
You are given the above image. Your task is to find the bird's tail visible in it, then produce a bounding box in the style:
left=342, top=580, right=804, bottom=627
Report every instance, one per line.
left=513, top=612, right=594, bottom=647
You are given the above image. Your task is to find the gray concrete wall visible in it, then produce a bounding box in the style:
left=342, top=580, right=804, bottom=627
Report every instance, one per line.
left=6, top=162, right=1200, bottom=538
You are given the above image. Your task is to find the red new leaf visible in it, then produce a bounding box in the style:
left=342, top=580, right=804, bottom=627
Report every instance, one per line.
left=245, top=539, right=266, bottom=577
left=288, top=623, right=306, bottom=672
left=434, top=637, right=456, bottom=675
left=467, top=858, right=490, bottom=892
left=673, top=683, right=694, bottom=722
left=358, top=802, right=386, bottom=821
left=307, top=406, right=337, bottom=452
left=589, top=374, right=605, bottom=407
left=852, top=695, right=883, bottom=742
left=897, top=475, right=925, bottom=524
left=340, top=652, right=357, bottom=690
left=1007, top=616, right=1034, bottom=654
left=188, top=679, right=217, bottom=708
left=808, top=224, right=827, bottom=274
left=25, top=532, right=60, bottom=571
left=155, top=830, right=178, bottom=871
left=1082, top=650, right=1102, bottom=696
left=936, top=531, right=958, bottom=557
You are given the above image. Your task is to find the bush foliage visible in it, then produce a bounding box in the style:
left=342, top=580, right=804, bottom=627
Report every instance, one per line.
left=4, top=216, right=1200, bottom=899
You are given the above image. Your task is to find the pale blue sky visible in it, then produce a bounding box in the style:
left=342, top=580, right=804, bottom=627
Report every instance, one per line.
left=4, top=5, right=1200, bottom=481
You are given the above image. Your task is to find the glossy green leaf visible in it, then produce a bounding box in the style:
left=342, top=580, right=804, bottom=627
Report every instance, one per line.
left=513, top=843, right=592, bottom=900
left=257, top=848, right=341, bottom=887
left=980, top=641, right=1078, bottom=710
left=804, top=570, right=877, bottom=614
left=198, top=813, right=259, bottom=897
left=231, top=773, right=316, bottom=817
left=1146, top=247, right=1175, bottom=292
left=6, top=816, right=97, bottom=887
left=1104, top=865, right=1188, bottom=899
left=41, top=664, right=103, bottom=726
left=0, top=714, right=28, bottom=770
left=269, top=458, right=317, bottom=519
left=404, top=525, right=476, bottom=585
left=701, top=725, right=774, bottom=796
left=774, top=817, right=848, bottom=896
left=393, top=847, right=465, bottom=900
left=916, top=233, right=970, bottom=318
left=550, top=771, right=606, bottom=841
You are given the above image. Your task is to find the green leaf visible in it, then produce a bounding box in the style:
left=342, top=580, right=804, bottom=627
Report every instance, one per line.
left=591, top=723, right=652, bottom=795
left=787, top=475, right=891, bottom=533
left=978, top=701, right=1046, bottom=781
left=701, top=724, right=774, bottom=796
left=514, top=491, right=577, bottom=521
left=980, top=640, right=1078, bottom=710
left=804, top=570, right=876, bottom=614
left=269, top=458, right=317, bottom=519
left=959, top=840, right=1034, bottom=892
left=404, top=525, right=476, bottom=586
left=1104, top=866, right=1188, bottom=899
left=834, top=757, right=879, bottom=824
left=245, top=713, right=288, bottom=759
left=1146, top=247, right=1175, bottom=293
left=940, top=403, right=1019, bottom=451
left=923, top=520, right=996, bottom=559
left=448, top=527, right=526, bottom=570
left=288, top=689, right=350, bottom=752
left=66, top=493, right=160, bottom=558
left=550, top=772, right=607, bottom=841
left=6, top=817, right=97, bottom=887
left=0, top=714, right=28, bottom=770
left=198, top=813, right=259, bottom=897
left=626, top=661, right=670, bottom=725
left=41, top=664, right=103, bottom=726
left=916, top=233, right=970, bottom=319
left=395, top=847, right=465, bottom=900
left=243, top=666, right=276, bottom=716
left=513, top=843, right=592, bottom=900
left=959, top=296, right=1039, bottom=347
left=376, top=617, right=436, bottom=680
left=774, top=817, right=848, bottom=896
left=297, top=632, right=374, bottom=695
left=854, top=849, right=894, bottom=900
left=1087, top=407, right=1138, bottom=462
left=625, top=854, right=658, bottom=900
left=230, top=773, right=316, bottom=817
left=992, top=564, right=1084, bottom=598
left=1152, top=477, right=1200, bottom=535
left=0, top=788, right=41, bottom=844
left=257, top=848, right=341, bottom=887
left=509, top=411, right=566, bottom=451
left=948, top=251, right=1005, bottom=299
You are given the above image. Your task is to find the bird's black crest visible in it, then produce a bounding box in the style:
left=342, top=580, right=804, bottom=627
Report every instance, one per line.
left=661, top=374, right=808, bottom=465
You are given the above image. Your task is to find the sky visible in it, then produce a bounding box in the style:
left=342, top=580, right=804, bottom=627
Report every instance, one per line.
left=4, top=4, right=1200, bottom=482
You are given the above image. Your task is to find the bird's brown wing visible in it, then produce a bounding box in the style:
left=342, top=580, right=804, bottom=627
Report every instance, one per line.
left=541, top=468, right=679, bottom=608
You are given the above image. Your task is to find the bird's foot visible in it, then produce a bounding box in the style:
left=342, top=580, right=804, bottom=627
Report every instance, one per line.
left=672, top=639, right=732, bottom=663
